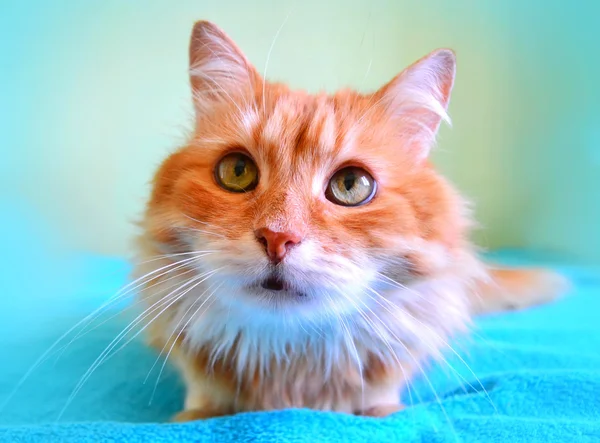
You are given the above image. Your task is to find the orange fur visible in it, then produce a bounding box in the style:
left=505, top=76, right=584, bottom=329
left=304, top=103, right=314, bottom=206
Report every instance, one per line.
left=471, top=268, right=569, bottom=314
left=133, top=21, right=566, bottom=421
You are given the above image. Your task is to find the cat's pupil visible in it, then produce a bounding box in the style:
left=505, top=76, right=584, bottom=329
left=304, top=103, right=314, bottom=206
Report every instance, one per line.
left=234, top=159, right=246, bottom=177
left=343, top=173, right=356, bottom=191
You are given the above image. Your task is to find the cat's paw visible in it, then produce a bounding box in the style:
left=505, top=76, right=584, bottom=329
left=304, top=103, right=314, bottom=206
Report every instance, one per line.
left=171, top=407, right=230, bottom=422
left=358, top=404, right=404, bottom=417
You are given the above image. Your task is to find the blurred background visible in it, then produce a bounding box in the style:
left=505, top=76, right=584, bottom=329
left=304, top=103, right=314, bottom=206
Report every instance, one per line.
left=1, top=0, right=599, bottom=263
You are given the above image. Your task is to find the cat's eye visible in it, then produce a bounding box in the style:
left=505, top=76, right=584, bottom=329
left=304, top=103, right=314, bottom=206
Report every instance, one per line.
left=215, top=152, right=259, bottom=192
left=326, top=167, right=376, bottom=206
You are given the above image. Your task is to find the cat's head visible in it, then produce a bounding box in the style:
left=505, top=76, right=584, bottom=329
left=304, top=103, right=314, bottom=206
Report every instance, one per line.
left=144, top=21, right=471, bottom=321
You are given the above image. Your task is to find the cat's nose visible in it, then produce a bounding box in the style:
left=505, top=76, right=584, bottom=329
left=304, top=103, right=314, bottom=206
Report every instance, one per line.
left=254, top=228, right=302, bottom=264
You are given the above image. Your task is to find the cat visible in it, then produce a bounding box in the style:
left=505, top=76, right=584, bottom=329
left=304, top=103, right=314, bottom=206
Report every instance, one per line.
left=133, top=20, right=567, bottom=421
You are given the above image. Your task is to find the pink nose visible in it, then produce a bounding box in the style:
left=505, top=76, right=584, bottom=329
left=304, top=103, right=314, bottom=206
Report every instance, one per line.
left=255, top=228, right=303, bottom=264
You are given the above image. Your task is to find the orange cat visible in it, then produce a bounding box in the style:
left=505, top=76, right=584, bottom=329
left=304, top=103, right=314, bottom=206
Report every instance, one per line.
left=134, top=21, right=565, bottom=421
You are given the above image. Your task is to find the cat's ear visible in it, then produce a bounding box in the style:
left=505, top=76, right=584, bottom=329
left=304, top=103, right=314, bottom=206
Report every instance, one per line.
left=188, top=21, right=261, bottom=116
left=376, top=49, right=456, bottom=161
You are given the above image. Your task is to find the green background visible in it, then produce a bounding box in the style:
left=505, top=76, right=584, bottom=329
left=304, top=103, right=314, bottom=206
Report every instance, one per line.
left=1, top=0, right=598, bottom=262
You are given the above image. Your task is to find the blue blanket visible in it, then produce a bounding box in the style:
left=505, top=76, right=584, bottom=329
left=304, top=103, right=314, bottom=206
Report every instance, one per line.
left=1, top=243, right=599, bottom=442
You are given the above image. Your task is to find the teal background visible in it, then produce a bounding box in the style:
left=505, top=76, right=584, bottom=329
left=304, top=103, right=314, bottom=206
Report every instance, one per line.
left=1, top=0, right=599, bottom=262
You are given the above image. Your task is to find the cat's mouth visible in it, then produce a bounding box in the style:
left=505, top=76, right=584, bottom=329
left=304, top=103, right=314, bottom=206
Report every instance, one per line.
left=253, top=274, right=306, bottom=297
left=261, top=275, right=287, bottom=291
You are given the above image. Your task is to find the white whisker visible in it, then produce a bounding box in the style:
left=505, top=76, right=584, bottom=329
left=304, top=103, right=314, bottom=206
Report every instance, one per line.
left=51, top=254, right=214, bottom=363
left=366, top=282, right=496, bottom=413
left=262, top=9, right=292, bottom=115
left=56, top=267, right=222, bottom=421
left=341, top=284, right=457, bottom=436
left=143, top=280, right=219, bottom=384
left=324, top=293, right=365, bottom=412
left=50, top=261, right=214, bottom=364
left=147, top=282, right=224, bottom=405
left=0, top=254, right=208, bottom=412
left=330, top=284, right=418, bottom=414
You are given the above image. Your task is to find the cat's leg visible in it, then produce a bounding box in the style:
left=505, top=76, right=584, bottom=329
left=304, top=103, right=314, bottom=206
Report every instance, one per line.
left=169, top=347, right=235, bottom=422
left=354, top=381, right=405, bottom=417
left=354, top=362, right=413, bottom=417
left=359, top=404, right=405, bottom=417
left=172, top=406, right=231, bottom=422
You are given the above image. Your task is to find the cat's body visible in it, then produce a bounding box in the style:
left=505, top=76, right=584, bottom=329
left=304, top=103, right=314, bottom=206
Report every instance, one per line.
left=134, top=21, right=565, bottom=421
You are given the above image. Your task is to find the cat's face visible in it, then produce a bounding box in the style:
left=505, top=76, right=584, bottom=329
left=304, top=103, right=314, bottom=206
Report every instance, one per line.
left=144, top=22, right=469, bottom=321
